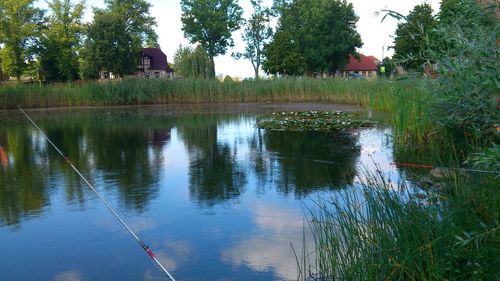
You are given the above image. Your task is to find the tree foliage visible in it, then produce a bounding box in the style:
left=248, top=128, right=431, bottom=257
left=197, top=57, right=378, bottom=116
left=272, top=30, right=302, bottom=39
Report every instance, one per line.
left=80, top=0, right=157, bottom=79
left=40, top=0, right=85, bottom=82
left=427, top=1, right=499, bottom=144
left=233, top=0, right=273, bottom=79
left=379, top=57, right=396, bottom=78
left=181, top=0, right=243, bottom=78
left=0, top=0, right=44, bottom=80
left=173, top=44, right=211, bottom=78
left=391, top=4, right=437, bottom=71
left=262, top=31, right=305, bottom=76
left=263, top=0, right=362, bottom=76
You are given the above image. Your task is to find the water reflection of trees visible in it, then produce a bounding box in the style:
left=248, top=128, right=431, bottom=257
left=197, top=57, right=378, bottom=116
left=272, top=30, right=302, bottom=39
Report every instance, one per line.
left=0, top=127, right=52, bottom=228
left=0, top=110, right=364, bottom=227
left=0, top=114, right=172, bottom=227
left=258, top=130, right=361, bottom=196
left=84, top=122, right=169, bottom=212
left=176, top=115, right=247, bottom=207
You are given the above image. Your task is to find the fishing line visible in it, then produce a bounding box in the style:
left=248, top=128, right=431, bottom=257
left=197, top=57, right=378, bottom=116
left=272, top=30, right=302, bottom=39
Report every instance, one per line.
left=17, top=105, right=176, bottom=281
left=393, top=162, right=500, bottom=175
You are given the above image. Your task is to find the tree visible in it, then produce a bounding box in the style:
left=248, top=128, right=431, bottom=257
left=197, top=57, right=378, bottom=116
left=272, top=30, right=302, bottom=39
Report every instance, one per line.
left=104, top=0, right=158, bottom=46
left=174, top=44, right=211, bottom=78
left=391, top=4, right=437, bottom=71
left=379, top=57, right=395, bottom=78
left=0, top=0, right=44, bottom=80
left=181, top=0, right=243, bottom=78
left=80, top=0, right=158, bottom=79
left=430, top=0, right=496, bottom=58
left=263, top=0, right=362, bottom=76
left=40, top=0, right=85, bottom=82
left=439, top=0, right=495, bottom=27
left=262, top=31, right=305, bottom=76
left=233, top=0, right=273, bottom=79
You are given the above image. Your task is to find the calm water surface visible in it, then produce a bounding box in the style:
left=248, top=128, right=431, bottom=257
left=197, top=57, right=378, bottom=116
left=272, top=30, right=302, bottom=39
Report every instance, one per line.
left=0, top=104, right=404, bottom=281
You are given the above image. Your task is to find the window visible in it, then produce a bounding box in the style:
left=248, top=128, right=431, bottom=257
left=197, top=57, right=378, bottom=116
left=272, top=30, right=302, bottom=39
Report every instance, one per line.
left=140, top=57, right=151, bottom=69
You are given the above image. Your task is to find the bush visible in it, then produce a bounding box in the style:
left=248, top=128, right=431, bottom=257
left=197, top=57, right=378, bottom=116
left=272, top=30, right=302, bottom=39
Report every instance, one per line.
left=428, top=3, right=499, bottom=145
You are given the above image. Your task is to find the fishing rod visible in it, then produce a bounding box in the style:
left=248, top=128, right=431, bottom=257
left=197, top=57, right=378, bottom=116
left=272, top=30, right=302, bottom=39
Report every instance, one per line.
left=17, top=105, right=176, bottom=281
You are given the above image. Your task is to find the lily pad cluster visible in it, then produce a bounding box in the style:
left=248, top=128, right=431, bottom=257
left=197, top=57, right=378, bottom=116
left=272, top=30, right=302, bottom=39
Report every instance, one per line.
left=257, top=111, right=377, bottom=131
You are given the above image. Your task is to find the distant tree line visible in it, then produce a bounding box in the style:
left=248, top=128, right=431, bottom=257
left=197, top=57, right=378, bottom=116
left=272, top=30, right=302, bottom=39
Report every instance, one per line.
left=177, top=0, right=498, bottom=78
left=179, top=0, right=362, bottom=78
left=0, top=0, right=157, bottom=82
left=2, top=0, right=493, bottom=82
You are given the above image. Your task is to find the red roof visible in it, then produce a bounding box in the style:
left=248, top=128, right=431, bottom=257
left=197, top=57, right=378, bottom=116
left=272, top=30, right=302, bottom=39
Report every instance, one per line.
left=343, top=54, right=378, bottom=71
left=142, top=48, right=173, bottom=72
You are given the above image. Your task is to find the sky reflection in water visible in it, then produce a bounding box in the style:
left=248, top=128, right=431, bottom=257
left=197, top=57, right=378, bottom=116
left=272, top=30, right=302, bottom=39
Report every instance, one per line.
left=0, top=107, right=404, bottom=280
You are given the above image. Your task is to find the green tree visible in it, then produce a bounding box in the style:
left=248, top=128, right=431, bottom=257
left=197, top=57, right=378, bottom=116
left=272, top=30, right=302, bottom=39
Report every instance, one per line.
left=40, top=0, right=85, bottom=82
left=263, top=0, right=361, bottom=76
left=0, top=0, right=44, bottom=80
left=379, top=57, right=396, bottom=78
left=431, top=0, right=496, bottom=57
left=104, top=0, right=158, bottom=46
left=174, top=44, right=211, bottom=78
left=180, top=0, right=244, bottom=78
left=233, top=0, right=273, bottom=79
left=80, top=12, right=133, bottom=79
left=391, top=4, right=437, bottom=71
left=80, top=0, right=158, bottom=79
left=262, top=31, right=305, bottom=76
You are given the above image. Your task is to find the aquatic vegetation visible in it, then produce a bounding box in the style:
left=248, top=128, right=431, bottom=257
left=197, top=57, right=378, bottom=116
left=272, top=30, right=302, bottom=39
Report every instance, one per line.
left=0, top=78, right=417, bottom=110
left=257, top=111, right=378, bottom=131
left=297, top=170, right=499, bottom=281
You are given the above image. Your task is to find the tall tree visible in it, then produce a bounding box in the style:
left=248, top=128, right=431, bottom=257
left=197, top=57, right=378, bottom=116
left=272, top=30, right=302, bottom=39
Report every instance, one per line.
left=392, top=4, right=437, bottom=71
left=174, top=44, right=211, bottom=78
left=80, top=0, right=158, bottom=79
left=262, top=30, right=305, bottom=76
left=40, top=0, right=85, bottom=82
left=104, top=0, right=158, bottom=46
left=0, top=0, right=44, bottom=80
left=263, top=0, right=361, bottom=76
left=180, top=0, right=243, bottom=78
left=233, top=0, right=273, bottom=79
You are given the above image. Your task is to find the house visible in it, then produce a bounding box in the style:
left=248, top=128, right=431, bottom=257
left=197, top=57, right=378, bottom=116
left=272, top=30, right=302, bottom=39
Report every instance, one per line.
left=137, top=48, right=174, bottom=79
left=339, top=54, right=379, bottom=79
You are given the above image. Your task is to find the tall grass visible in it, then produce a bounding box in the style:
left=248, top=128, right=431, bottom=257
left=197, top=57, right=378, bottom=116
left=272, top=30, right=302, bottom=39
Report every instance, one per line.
left=299, top=169, right=499, bottom=281
left=0, top=77, right=433, bottom=144
left=0, top=77, right=418, bottom=110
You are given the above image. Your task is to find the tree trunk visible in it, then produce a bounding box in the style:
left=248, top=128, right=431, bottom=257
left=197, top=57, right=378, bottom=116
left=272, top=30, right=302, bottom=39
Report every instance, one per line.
left=209, top=56, right=216, bottom=79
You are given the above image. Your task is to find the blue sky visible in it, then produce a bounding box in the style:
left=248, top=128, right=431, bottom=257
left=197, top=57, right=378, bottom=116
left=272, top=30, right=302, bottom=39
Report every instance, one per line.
left=36, top=0, right=440, bottom=78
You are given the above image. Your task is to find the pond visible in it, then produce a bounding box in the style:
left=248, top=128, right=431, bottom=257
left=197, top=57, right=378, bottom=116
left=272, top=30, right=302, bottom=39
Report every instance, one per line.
left=0, top=104, right=405, bottom=281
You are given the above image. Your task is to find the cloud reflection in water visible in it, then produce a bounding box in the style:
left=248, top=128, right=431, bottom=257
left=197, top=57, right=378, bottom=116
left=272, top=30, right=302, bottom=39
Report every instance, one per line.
left=221, top=203, right=309, bottom=280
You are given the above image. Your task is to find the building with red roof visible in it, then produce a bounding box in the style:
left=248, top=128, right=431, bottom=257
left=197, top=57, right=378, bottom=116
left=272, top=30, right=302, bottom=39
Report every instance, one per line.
left=339, top=54, right=379, bottom=79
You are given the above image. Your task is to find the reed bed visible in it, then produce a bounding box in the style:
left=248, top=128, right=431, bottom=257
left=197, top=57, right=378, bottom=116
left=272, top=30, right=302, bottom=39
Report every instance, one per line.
left=0, top=77, right=415, bottom=109
left=299, top=169, right=499, bottom=281
left=0, top=77, right=432, bottom=144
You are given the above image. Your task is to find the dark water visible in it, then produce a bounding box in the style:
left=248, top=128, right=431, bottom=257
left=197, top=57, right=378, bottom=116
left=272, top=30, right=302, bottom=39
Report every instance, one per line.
left=0, top=105, right=403, bottom=281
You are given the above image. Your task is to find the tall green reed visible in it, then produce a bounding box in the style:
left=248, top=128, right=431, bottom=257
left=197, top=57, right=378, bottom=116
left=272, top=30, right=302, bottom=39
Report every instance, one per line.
left=0, top=77, right=419, bottom=109
left=299, top=168, right=499, bottom=281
